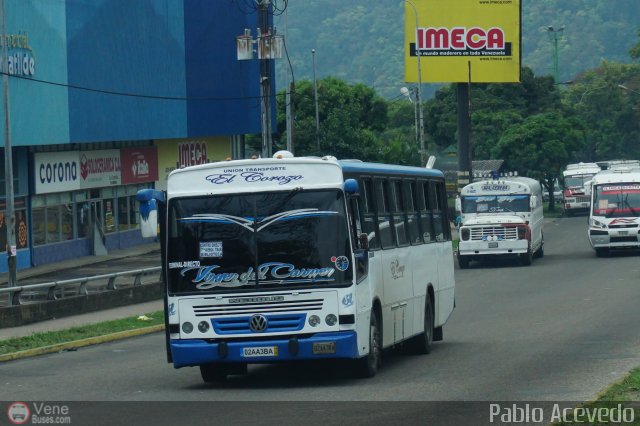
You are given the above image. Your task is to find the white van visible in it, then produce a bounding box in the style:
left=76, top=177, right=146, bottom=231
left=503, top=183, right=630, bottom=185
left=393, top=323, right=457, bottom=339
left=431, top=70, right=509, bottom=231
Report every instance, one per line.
left=455, top=176, right=544, bottom=268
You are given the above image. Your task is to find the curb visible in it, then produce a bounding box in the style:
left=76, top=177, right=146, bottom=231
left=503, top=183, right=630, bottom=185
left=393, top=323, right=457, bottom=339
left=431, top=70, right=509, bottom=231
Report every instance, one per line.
left=0, top=324, right=164, bottom=363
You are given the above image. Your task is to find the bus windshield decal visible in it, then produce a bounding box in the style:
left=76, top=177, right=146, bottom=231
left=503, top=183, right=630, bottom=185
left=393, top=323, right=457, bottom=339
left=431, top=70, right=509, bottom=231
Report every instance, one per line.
left=180, top=262, right=336, bottom=290
left=178, top=209, right=339, bottom=233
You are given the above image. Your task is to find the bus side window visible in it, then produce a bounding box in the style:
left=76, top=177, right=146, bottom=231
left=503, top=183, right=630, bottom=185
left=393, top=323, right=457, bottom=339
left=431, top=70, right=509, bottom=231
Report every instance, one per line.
left=362, top=178, right=380, bottom=250
left=393, top=180, right=409, bottom=246
left=348, top=196, right=368, bottom=282
left=431, top=182, right=451, bottom=241
left=430, top=181, right=447, bottom=242
left=405, top=180, right=422, bottom=245
left=376, top=180, right=396, bottom=249
left=419, top=181, right=435, bottom=243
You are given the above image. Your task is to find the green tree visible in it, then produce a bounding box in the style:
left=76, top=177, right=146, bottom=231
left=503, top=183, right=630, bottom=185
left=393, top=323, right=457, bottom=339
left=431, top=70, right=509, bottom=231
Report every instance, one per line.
left=274, top=77, right=390, bottom=161
left=492, top=112, right=584, bottom=210
left=630, top=28, right=640, bottom=60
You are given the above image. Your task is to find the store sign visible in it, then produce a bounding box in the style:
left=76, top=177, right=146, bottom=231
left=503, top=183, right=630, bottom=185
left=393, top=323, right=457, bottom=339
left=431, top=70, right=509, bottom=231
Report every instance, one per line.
left=34, top=151, right=81, bottom=194
left=34, top=150, right=122, bottom=194
left=79, top=149, right=121, bottom=188
left=0, top=32, right=36, bottom=77
left=121, top=146, right=159, bottom=184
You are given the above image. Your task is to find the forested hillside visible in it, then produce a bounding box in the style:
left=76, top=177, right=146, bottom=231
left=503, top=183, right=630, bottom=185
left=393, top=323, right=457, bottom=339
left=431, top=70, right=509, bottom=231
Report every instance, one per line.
left=274, top=0, right=640, bottom=99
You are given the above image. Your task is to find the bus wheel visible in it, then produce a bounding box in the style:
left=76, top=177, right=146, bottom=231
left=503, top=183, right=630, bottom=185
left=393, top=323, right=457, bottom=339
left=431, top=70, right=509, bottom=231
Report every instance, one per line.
left=534, top=235, right=544, bottom=258
left=457, top=254, right=470, bottom=269
left=356, top=313, right=381, bottom=378
left=520, top=246, right=533, bottom=266
left=595, top=248, right=609, bottom=257
left=409, top=296, right=434, bottom=355
left=200, top=364, right=229, bottom=383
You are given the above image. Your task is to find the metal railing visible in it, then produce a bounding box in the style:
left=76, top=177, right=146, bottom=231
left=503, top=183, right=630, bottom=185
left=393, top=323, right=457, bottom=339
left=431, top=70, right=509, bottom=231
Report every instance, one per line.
left=0, top=266, right=162, bottom=307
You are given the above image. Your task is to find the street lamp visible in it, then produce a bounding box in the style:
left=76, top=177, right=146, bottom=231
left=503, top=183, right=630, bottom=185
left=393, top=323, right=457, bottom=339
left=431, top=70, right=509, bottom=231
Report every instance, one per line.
left=545, top=25, right=564, bottom=84
left=400, top=86, right=420, bottom=152
left=618, top=84, right=640, bottom=96
left=311, top=49, right=320, bottom=151
left=404, top=0, right=426, bottom=166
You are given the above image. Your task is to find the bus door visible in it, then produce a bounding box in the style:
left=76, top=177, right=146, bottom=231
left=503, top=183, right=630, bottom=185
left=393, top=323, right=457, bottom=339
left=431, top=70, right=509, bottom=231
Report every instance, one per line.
left=378, top=180, right=413, bottom=343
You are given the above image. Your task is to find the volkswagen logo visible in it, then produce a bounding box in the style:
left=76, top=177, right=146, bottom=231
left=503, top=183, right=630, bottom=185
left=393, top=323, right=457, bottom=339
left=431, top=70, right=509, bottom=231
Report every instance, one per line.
left=249, top=314, right=268, bottom=332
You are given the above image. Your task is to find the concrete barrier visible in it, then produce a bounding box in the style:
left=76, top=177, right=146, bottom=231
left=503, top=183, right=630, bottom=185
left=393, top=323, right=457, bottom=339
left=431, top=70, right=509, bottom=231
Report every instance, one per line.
left=0, top=281, right=163, bottom=329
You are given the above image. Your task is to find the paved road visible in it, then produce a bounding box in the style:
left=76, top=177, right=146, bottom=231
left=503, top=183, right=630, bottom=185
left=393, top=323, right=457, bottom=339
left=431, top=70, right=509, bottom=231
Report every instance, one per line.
left=2, top=216, right=640, bottom=408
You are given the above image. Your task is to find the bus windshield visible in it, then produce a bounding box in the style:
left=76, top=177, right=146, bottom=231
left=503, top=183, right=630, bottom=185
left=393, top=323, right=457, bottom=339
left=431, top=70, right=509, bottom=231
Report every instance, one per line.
left=462, top=195, right=530, bottom=214
left=592, top=184, right=640, bottom=217
left=565, top=174, right=595, bottom=188
left=167, top=189, right=352, bottom=293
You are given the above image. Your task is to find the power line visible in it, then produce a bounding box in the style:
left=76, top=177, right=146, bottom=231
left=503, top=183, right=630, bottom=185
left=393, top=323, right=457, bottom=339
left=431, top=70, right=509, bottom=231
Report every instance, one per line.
left=0, top=71, right=282, bottom=102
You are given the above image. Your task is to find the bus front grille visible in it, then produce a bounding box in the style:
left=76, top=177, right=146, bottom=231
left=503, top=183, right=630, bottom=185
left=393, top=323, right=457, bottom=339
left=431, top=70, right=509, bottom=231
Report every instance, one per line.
left=212, top=313, right=306, bottom=335
left=470, top=227, right=518, bottom=241
left=192, top=299, right=324, bottom=316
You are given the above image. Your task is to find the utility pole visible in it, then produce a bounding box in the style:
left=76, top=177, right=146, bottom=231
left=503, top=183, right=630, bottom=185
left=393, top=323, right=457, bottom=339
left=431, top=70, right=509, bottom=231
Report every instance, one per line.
left=236, top=1, right=282, bottom=159
left=286, top=81, right=294, bottom=154
left=258, top=0, right=273, bottom=158
left=312, top=49, right=320, bottom=152
left=1, top=0, right=17, bottom=292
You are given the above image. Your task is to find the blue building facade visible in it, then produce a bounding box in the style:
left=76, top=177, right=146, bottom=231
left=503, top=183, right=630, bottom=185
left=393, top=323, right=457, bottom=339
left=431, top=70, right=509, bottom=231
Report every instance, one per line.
left=0, top=0, right=269, bottom=272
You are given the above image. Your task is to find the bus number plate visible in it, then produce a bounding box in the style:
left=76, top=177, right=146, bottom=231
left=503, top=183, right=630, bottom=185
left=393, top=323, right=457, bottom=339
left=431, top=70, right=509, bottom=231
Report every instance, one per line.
left=312, top=342, right=336, bottom=355
left=242, top=346, right=278, bottom=357
left=488, top=242, right=498, bottom=248
left=619, top=231, right=628, bottom=236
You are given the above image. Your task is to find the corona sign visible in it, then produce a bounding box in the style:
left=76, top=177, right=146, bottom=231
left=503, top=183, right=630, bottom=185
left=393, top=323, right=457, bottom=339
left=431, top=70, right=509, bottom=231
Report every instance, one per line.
left=404, top=0, right=521, bottom=83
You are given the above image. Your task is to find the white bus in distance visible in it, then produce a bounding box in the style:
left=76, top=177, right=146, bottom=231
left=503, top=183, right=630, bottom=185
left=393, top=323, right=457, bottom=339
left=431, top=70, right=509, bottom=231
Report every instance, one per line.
left=588, top=166, right=640, bottom=257
left=456, top=175, right=544, bottom=268
left=136, top=151, right=455, bottom=382
left=562, top=162, right=601, bottom=216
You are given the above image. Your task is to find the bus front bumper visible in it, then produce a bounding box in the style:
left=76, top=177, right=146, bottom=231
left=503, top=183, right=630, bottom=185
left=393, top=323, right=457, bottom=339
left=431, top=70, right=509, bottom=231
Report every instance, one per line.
left=170, top=331, right=358, bottom=368
left=589, top=229, right=640, bottom=248
left=458, top=240, right=528, bottom=256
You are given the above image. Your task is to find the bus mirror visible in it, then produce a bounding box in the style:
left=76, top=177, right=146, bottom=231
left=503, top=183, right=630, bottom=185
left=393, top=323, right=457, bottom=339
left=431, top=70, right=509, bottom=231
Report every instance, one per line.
left=359, top=233, right=369, bottom=251
left=455, top=196, right=461, bottom=212
left=136, top=189, right=165, bottom=238
left=529, top=196, right=538, bottom=209
left=344, top=179, right=360, bottom=196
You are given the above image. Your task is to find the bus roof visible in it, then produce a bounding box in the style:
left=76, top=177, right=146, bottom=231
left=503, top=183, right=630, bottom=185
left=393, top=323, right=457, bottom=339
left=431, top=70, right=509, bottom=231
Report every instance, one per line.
left=460, top=176, right=541, bottom=196
left=591, top=168, right=640, bottom=185
left=338, top=160, right=444, bottom=179
left=563, top=162, right=601, bottom=176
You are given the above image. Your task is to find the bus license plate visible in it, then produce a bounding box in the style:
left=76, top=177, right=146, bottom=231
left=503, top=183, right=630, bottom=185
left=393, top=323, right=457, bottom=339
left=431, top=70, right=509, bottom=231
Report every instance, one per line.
left=619, top=231, right=628, bottom=236
left=488, top=242, right=498, bottom=248
left=312, top=342, right=336, bottom=355
left=242, top=346, right=278, bottom=358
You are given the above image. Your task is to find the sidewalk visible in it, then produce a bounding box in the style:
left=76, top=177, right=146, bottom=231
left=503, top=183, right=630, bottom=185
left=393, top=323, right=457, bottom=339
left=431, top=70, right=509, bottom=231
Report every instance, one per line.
left=0, top=242, right=161, bottom=287
left=0, top=242, right=163, bottom=341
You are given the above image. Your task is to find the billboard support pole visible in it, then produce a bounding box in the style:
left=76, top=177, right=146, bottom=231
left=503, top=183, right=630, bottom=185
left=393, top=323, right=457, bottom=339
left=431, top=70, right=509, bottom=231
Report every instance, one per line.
left=457, top=81, right=471, bottom=192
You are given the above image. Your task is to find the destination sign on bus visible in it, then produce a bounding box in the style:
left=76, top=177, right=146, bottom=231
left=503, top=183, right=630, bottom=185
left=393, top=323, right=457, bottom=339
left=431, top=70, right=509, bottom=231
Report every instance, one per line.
left=481, top=184, right=511, bottom=192
left=601, top=185, right=640, bottom=191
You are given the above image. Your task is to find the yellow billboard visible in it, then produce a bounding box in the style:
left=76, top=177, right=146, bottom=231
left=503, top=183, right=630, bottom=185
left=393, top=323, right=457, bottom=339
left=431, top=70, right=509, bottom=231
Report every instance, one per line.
left=404, top=0, right=521, bottom=83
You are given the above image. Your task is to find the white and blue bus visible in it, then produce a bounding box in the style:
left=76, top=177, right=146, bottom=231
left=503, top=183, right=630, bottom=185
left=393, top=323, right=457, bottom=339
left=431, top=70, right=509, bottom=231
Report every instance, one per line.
left=137, top=152, right=455, bottom=382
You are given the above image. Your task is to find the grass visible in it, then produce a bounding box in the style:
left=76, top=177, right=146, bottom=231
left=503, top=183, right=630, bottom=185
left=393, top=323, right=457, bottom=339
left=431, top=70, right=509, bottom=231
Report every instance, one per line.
left=552, top=368, right=640, bottom=424
left=0, top=310, right=164, bottom=356
left=544, top=202, right=565, bottom=218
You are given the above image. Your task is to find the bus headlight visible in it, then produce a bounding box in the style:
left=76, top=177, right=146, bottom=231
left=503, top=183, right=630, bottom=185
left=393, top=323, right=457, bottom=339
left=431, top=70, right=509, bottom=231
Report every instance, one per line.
left=460, top=228, right=470, bottom=241
left=182, top=322, right=194, bottom=334
left=198, top=321, right=210, bottom=333
left=591, top=219, right=607, bottom=229
left=325, top=314, right=338, bottom=326
left=308, top=315, right=321, bottom=327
